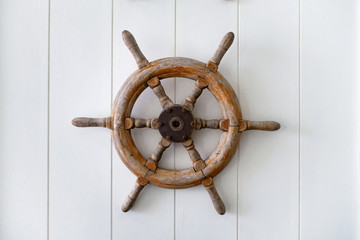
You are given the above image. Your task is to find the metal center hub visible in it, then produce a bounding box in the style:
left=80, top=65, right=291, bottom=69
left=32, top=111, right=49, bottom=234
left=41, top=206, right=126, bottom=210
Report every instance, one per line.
left=158, top=105, right=194, bottom=142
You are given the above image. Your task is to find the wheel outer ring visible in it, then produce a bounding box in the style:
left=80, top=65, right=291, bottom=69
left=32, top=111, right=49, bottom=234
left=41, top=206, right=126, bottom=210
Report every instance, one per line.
left=112, top=57, right=242, bottom=189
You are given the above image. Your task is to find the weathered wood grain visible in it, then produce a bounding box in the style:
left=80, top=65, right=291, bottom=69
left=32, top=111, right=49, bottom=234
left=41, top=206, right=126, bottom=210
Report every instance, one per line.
left=72, top=117, right=113, bottom=129
left=202, top=177, right=226, bottom=215
left=122, top=30, right=149, bottom=69
left=122, top=176, right=149, bottom=212
left=147, top=77, right=174, bottom=109
left=239, top=120, right=281, bottom=132
left=124, top=118, right=159, bottom=130
left=194, top=118, right=229, bottom=131
left=145, top=138, right=172, bottom=171
left=182, top=77, right=208, bottom=111
left=182, top=138, right=206, bottom=171
left=207, top=32, right=235, bottom=72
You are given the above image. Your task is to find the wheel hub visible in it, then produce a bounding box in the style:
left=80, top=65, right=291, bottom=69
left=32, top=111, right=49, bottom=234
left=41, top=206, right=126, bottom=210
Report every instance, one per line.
left=158, top=105, right=194, bottom=142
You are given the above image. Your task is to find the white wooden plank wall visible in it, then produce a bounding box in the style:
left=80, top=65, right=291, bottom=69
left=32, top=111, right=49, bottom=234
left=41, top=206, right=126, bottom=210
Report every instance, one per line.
left=0, top=1, right=358, bottom=240
left=0, top=1, right=49, bottom=239
left=238, top=0, right=300, bottom=239
left=48, top=0, right=112, bottom=239
left=300, top=0, right=359, bottom=239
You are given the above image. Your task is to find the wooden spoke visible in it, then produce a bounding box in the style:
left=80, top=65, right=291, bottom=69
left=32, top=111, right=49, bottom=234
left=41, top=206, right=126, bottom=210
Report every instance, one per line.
left=147, top=77, right=174, bottom=109
left=194, top=118, right=229, bottom=131
left=72, top=117, right=113, bottom=129
left=124, top=118, right=160, bottom=130
left=207, top=32, right=234, bottom=72
left=202, top=177, right=226, bottom=215
left=239, top=120, right=281, bottom=132
left=122, top=30, right=149, bottom=69
left=122, top=176, right=149, bottom=212
left=145, top=137, right=172, bottom=171
left=182, top=78, right=208, bottom=111
left=182, top=138, right=206, bottom=172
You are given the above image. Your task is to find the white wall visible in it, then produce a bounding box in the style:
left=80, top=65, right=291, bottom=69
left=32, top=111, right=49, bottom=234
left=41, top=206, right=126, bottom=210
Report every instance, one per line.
left=0, top=0, right=358, bottom=240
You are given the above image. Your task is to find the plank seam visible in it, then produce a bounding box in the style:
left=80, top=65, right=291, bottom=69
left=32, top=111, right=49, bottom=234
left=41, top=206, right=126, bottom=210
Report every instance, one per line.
left=236, top=0, right=240, bottom=239
left=173, top=1, right=177, bottom=239
left=47, top=0, right=51, bottom=239
left=110, top=0, right=114, bottom=239
left=298, top=0, right=302, bottom=239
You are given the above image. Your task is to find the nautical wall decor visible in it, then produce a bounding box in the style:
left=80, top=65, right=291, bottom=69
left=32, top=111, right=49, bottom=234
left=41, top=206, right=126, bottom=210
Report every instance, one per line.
left=72, top=30, right=280, bottom=215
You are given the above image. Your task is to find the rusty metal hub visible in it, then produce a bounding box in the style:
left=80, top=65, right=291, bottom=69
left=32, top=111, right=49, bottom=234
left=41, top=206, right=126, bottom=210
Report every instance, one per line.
left=158, top=105, right=194, bottom=142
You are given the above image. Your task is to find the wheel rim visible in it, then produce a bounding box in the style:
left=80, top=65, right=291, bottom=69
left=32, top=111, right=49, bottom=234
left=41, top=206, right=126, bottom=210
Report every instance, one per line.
left=112, top=57, right=242, bottom=188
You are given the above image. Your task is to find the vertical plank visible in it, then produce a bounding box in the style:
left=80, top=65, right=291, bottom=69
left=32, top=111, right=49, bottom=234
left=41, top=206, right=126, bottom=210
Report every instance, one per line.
left=300, top=1, right=359, bottom=239
left=49, top=0, right=112, bottom=239
left=175, top=1, right=238, bottom=239
left=238, top=0, right=300, bottom=239
left=0, top=0, right=48, bottom=239
left=112, top=0, right=175, bottom=239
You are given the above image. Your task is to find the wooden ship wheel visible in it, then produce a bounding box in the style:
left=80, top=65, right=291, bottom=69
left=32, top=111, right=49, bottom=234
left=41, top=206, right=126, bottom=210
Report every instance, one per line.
left=72, top=30, right=280, bottom=215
